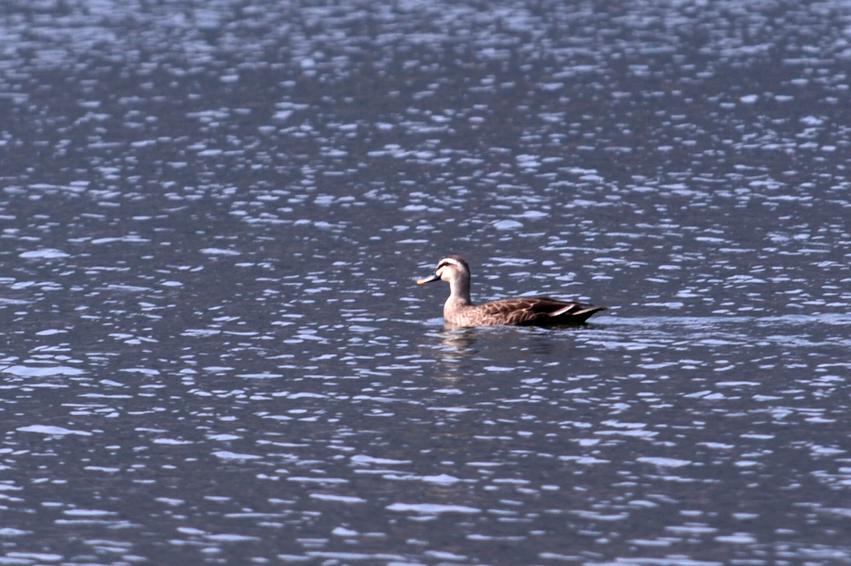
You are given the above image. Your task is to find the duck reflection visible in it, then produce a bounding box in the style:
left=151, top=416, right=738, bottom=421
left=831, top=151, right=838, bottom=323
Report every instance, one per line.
left=439, top=327, right=478, bottom=354
left=430, top=323, right=590, bottom=383
left=431, top=328, right=478, bottom=383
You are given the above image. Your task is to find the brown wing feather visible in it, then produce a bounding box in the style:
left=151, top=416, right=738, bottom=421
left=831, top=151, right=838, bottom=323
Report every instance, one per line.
left=477, top=297, right=604, bottom=325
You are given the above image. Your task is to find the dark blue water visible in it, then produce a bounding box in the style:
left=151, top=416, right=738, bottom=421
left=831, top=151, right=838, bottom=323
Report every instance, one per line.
left=1, top=1, right=849, bottom=564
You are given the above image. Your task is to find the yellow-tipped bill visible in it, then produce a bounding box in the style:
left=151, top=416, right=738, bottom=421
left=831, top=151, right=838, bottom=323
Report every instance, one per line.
left=416, top=274, right=440, bottom=286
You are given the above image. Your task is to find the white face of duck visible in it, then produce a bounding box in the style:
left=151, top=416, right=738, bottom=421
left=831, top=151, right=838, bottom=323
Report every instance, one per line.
left=416, top=256, right=468, bottom=286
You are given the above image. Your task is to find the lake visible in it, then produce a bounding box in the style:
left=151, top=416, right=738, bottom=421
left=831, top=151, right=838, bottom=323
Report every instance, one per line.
left=0, top=0, right=849, bottom=564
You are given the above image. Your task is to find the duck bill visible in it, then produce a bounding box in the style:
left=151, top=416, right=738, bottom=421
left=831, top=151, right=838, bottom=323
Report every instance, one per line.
left=416, top=274, right=440, bottom=286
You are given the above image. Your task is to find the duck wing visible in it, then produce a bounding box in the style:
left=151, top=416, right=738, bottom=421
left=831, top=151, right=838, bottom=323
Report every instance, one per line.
left=478, top=297, right=605, bottom=326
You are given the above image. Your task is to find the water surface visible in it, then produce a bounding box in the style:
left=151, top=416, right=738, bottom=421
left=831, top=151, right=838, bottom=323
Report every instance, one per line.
left=1, top=0, right=850, bottom=564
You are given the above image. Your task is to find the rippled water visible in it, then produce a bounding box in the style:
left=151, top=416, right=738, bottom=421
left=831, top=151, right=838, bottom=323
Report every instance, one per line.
left=1, top=0, right=850, bottom=564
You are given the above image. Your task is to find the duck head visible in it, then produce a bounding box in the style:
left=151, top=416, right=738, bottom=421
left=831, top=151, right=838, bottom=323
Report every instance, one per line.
left=417, top=255, right=472, bottom=304
left=417, top=255, right=470, bottom=286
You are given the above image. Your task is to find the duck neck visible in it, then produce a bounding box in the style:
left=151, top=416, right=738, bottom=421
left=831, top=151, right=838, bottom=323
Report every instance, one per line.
left=448, top=275, right=472, bottom=305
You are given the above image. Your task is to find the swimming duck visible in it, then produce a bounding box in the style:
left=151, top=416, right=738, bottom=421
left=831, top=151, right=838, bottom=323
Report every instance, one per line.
left=417, top=255, right=605, bottom=327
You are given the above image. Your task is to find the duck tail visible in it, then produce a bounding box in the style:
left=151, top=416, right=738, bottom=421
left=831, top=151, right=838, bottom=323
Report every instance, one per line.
left=550, top=304, right=605, bottom=323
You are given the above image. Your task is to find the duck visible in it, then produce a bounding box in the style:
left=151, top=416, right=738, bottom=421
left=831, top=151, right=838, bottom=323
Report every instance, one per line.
left=416, top=255, right=605, bottom=327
